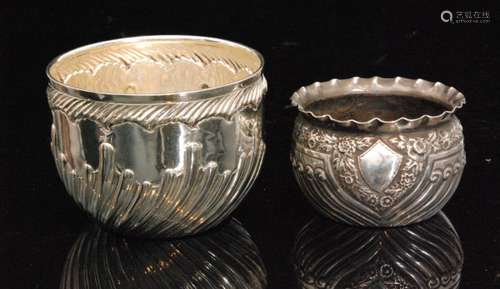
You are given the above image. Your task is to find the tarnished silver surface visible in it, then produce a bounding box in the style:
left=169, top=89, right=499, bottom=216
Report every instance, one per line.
left=293, top=212, right=463, bottom=289
left=61, top=219, right=267, bottom=289
left=46, top=36, right=266, bottom=238
left=291, top=77, right=466, bottom=226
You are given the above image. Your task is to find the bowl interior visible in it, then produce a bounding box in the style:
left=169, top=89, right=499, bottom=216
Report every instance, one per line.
left=305, top=93, right=451, bottom=122
left=48, top=37, right=262, bottom=95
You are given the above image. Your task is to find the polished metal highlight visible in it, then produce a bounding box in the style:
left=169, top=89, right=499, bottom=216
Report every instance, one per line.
left=292, top=212, right=464, bottom=289
left=61, top=219, right=267, bottom=289
left=46, top=36, right=266, bottom=238
left=291, top=77, right=466, bottom=226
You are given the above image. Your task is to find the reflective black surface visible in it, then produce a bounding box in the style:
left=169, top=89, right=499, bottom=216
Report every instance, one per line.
left=2, top=2, right=500, bottom=288
left=293, top=212, right=463, bottom=289
left=60, top=219, right=266, bottom=289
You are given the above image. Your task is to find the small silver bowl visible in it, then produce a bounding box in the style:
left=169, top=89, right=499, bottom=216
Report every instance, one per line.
left=61, top=219, right=267, bottom=289
left=293, top=212, right=463, bottom=289
left=46, top=36, right=266, bottom=238
left=291, top=77, right=466, bottom=226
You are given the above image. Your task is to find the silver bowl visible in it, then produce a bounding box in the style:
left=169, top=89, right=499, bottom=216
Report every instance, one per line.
left=291, top=77, right=466, bottom=226
left=46, top=36, right=266, bottom=238
left=61, top=219, right=267, bottom=289
left=293, top=212, right=463, bottom=289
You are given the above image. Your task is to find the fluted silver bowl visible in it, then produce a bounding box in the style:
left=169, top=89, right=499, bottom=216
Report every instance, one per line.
left=293, top=212, right=463, bottom=289
left=291, top=77, right=466, bottom=226
left=47, top=36, right=266, bottom=238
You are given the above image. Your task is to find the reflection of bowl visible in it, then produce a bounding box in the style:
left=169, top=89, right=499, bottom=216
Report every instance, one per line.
left=60, top=219, right=267, bottom=289
left=291, top=77, right=466, bottom=226
left=46, top=36, right=266, bottom=238
left=292, top=212, right=463, bottom=289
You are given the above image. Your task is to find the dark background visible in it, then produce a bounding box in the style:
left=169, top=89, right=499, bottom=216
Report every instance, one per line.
left=1, top=1, right=499, bottom=288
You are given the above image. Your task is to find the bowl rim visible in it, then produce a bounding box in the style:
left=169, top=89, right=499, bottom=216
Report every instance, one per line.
left=46, top=35, right=265, bottom=103
left=291, top=76, right=465, bottom=130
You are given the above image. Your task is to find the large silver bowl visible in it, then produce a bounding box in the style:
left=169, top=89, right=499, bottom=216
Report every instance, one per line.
left=291, top=77, right=465, bottom=226
left=46, top=36, right=266, bottom=238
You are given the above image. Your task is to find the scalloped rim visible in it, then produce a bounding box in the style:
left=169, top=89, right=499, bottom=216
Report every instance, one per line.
left=291, top=76, right=465, bottom=129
